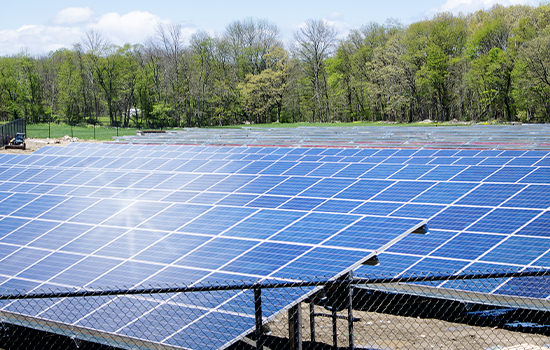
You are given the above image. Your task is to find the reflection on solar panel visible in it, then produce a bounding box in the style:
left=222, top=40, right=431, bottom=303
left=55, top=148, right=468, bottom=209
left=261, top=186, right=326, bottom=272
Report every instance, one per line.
left=1, top=142, right=550, bottom=347
left=0, top=144, right=432, bottom=349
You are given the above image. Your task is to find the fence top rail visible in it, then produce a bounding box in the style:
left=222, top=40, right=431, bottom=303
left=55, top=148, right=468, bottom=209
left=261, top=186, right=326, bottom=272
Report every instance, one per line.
left=0, top=269, right=548, bottom=300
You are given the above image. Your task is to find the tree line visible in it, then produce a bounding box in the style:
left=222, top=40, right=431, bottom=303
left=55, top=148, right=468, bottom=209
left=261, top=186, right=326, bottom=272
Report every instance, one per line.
left=2, top=3, right=550, bottom=127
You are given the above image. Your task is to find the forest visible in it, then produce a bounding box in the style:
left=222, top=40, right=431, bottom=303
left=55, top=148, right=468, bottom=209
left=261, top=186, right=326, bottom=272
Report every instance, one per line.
left=1, top=3, right=550, bottom=128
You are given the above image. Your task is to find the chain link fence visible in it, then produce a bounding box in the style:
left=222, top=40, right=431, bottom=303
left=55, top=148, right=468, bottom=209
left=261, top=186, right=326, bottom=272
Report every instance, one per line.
left=1, top=269, right=549, bottom=350
left=0, top=119, right=25, bottom=147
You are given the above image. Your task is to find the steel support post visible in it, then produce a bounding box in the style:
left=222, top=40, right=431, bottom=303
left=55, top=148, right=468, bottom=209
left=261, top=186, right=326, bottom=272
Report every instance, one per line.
left=254, top=288, right=263, bottom=350
left=310, top=301, right=315, bottom=343
left=348, top=273, right=354, bottom=350
left=332, top=307, right=338, bottom=349
left=289, top=304, right=302, bottom=350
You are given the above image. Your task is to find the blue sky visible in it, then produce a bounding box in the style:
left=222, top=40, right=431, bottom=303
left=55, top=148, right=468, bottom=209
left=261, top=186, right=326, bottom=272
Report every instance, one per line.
left=0, top=0, right=536, bottom=55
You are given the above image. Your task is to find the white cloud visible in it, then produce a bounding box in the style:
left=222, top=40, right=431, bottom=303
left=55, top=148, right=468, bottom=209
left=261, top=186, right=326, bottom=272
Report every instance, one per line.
left=89, top=11, right=172, bottom=46
left=0, top=25, right=83, bottom=56
left=328, top=12, right=343, bottom=20
left=427, top=0, right=536, bottom=16
left=52, top=7, right=95, bottom=25
left=0, top=9, right=196, bottom=55
left=324, top=19, right=352, bottom=36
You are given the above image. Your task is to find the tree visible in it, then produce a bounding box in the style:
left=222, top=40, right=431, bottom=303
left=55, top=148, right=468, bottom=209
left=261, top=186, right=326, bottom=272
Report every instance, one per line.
left=293, top=19, right=338, bottom=122
left=190, top=31, right=215, bottom=127
left=57, top=49, right=84, bottom=124
left=0, top=57, right=22, bottom=120
left=516, top=29, right=550, bottom=120
left=240, top=47, right=293, bottom=123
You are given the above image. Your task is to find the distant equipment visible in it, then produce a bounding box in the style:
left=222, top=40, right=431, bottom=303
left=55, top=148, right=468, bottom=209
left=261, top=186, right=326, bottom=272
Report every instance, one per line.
left=5, top=132, right=25, bottom=150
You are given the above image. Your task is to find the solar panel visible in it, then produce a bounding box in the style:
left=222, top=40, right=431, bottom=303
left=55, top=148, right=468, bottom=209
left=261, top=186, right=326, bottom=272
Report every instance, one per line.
left=0, top=143, right=429, bottom=349
left=2, top=142, right=550, bottom=348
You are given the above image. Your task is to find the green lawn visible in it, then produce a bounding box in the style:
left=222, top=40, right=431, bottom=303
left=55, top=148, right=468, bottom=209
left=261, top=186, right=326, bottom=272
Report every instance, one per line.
left=26, top=123, right=140, bottom=140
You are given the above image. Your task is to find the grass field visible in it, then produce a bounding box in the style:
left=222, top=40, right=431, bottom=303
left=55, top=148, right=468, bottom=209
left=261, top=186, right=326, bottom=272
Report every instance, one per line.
left=26, top=123, right=140, bottom=140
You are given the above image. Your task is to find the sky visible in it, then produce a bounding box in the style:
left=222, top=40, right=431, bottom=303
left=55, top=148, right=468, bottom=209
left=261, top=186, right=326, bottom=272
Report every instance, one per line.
left=0, top=0, right=537, bottom=56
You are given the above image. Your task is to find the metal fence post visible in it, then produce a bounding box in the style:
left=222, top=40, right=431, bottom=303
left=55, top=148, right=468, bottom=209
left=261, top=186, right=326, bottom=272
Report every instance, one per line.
left=332, top=305, right=338, bottom=349
left=254, top=287, right=263, bottom=350
left=348, top=272, right=354, bottom=350
left=310, top=301, right=315, bottom=343
left=289, top=304, right=302, bottom=350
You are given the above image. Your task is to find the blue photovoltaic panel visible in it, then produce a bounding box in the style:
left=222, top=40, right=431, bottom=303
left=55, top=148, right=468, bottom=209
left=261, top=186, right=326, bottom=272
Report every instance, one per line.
left=246, top=195, right=290, bottom=208
left=324, top=216, right=426, bottom=251
left=307, top=163, right=348, bottom=177
left=222, top=210, right=306, bottom=240
left=481, top=236, right=550, bottom=265
left=1, top=220, right=59, bottom=246
left=451, top=166, right=501, bottom=181
left=371, top=181, right=435, bottom=202
left=266, top=177, right=319, bottom=196
left=302, top=177, right=356, bottom=197
left=333, top=163, right=374, bottom=178
left=483, top=167, right=534, bottom=183
left=467, top=208, right=541, bottom=234
left=279, top=197, right=325, bottom=211
left=456, top=183, right=525, bottom=206
left=334, top=179, right=394, bottom=200
left=519, top=168, right=550, bottom=184
left=405, top=157, right=432, bottom=165
left=390, top=204, right=445, bottom=219
left=430, top=233, right=506, bottom=260
left=502, top=185, right=550, bottom=209
left=516, top=212, right=550, bottom=237
left=352, top=201, right=402, bottom=216
left=361, top=164, right=404, bottom=179
left=2, top=142, right=550, bottom=350
left=235, top=176, right=287, bottom=194
left=385, top=230, right=458, bottom=256
left=413, top=182, right=478, bottom=204
left=428, top=206, right=492, bottom=231
left=389, top=165, right=434, bottom=180
left=269, top=212, right=359, bottom=245
left=313, top=199, right=362, bottom=213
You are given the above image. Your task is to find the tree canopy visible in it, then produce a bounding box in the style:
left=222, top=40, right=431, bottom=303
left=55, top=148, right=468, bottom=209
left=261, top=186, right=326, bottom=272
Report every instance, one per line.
left=2, top=5, right=550, bottom=127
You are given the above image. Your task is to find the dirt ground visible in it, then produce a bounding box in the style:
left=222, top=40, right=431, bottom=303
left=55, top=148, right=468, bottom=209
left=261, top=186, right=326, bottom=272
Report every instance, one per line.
left=0, top=136, right=102, bottom=155
left=260, top=304, right=550, bottom=350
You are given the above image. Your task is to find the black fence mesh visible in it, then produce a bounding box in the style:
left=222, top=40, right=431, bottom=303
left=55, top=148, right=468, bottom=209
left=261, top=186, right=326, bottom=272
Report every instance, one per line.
left=0, top=119, right=26, bottom=147
left=1, top=269, right=549, bottom=350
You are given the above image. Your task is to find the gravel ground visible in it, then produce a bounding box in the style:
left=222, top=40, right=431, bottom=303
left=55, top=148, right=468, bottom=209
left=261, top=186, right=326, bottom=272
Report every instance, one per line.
left=1, top=137, right=102, bottom=154
left=254, top=304, right=550, bottom=350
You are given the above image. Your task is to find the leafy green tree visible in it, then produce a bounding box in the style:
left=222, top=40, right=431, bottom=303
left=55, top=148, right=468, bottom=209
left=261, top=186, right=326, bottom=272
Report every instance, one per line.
left=0, top=57, right=22, bottom=120
left=293, top=19, right=338, bottom=122
left=57, top=49, right=84, bottom=124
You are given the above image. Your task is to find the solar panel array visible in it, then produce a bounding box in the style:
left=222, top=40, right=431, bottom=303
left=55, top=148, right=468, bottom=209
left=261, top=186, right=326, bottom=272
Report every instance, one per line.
left=120, top=124, right=550, bottom=149
left=0, top=144, right=430, bottom=349
left=1, top=142, right=550, bottom=347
